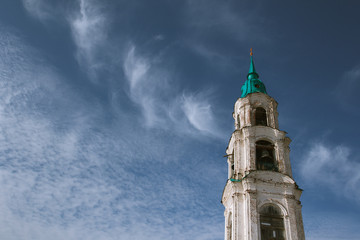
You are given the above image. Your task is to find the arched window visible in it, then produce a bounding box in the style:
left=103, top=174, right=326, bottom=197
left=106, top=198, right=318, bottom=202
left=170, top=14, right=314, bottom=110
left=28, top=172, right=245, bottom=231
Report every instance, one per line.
left=260, top=205, right=285, bottom=240
left=255, top=107, right=267, bottom=126
left=256, top=140, right=277, bottom=171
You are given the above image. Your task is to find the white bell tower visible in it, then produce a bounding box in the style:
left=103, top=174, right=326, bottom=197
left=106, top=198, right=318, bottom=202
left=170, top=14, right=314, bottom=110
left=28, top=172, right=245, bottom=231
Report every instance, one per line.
left=222, top=51, right=305, bottom=240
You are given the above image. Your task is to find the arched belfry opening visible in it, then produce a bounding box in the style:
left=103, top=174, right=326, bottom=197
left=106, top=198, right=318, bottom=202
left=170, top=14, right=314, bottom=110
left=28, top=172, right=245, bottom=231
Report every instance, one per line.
left=260, top=204, right=286, bottom=240
left=256, top=140, right=277, bottom=171
left=255, top=107, right=267, bottom=126
left=227, top=152, right=235, bottom=179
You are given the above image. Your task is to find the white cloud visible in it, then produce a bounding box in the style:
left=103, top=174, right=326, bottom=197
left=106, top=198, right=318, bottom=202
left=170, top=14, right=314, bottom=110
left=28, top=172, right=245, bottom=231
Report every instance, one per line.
left=22, top=0, right=109, bottom=80
left=304, top=212, right=360, bottom=240
left=22, top=0, right=226, bottom=139
left=123, top=45, right=162, bottom=126
left=22, top=0, right=52, bottom=21
left=123, top=45, right=225, bottom=139
left=181, top=92, right=223, bottom=138
left=0, top=28, right=109, bottom=239
left=300, top=142, right=360, bottom=202
left=154, top=34, right=165, bottom=41
left=0, top=28, right=225, bottom=240
left=68, top=0, right=108, bottom=79
left=124, top=46, right=150, bottom=90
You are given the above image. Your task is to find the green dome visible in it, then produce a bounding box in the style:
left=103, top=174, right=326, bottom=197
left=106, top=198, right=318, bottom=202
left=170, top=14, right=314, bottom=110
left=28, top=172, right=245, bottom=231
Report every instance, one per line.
left=241, top=55, right=267, bottom=98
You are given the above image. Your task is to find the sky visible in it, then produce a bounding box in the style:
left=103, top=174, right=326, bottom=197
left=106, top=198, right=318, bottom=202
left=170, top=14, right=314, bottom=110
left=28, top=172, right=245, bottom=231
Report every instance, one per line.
left=0, top=0, right=359, bottom=239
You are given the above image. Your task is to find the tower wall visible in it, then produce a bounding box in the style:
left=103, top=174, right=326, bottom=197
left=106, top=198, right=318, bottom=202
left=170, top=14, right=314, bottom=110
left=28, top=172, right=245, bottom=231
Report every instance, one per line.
left=222, top=92, right=305, bottom=240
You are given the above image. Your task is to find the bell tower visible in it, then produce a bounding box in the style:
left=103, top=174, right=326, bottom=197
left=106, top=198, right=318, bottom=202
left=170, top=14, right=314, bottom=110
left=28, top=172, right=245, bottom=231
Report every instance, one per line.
left=222, top=50, right=305, bottom=240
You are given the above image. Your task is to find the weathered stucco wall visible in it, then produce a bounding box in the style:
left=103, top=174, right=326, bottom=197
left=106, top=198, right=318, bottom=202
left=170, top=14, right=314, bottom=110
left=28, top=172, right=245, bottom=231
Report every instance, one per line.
left=222, top=92, right=305, bottom=240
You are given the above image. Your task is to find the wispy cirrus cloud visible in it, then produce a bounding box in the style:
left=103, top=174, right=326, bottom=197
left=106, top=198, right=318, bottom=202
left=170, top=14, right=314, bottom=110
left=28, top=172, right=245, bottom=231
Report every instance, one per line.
left=299, top=141, right=360, bottom=202
left=124, top=46, right=150, bottom=90
left=123, top=44, right=225, bottom=139
left=0, top=27, right=225, bottom=240
left=123, top=45, right=161, bottom=126
left=181, top=92, right=223, bottom=138
left=22, top=0, right=53, bottom=21
left=68, top=0, right=109, bottom=78
left=0, top=27, right=113, bottom=238
left=304, top=212, right=360, bottom=240
left=22, top=0, right=226, bottom=138
left=22, top=0, right=110, bottom=80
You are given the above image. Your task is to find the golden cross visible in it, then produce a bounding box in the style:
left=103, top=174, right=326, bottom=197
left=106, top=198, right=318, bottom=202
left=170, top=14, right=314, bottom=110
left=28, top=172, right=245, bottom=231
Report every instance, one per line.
left=250, top=48, right=253, bottom=56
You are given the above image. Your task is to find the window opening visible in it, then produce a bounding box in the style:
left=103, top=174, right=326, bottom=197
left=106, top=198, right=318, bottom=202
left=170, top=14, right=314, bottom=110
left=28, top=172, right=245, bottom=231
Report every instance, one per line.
left=260, top=205, right=285, bottom=240
left=255, top=107, right=267, bottom=126
left=256, top=140, right=277, bottom=171
left=228, top=153, right=235, bottom=179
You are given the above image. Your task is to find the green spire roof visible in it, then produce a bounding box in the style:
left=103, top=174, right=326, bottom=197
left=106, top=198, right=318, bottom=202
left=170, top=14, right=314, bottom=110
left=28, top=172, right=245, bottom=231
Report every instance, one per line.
left=247, top=55, right=259, bottom=80
left=241, top=50, right=267, bottom=98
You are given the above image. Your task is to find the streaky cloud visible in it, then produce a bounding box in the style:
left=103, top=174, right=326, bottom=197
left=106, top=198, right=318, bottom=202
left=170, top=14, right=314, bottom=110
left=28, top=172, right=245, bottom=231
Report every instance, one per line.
left=303, top=212, right=360, bottom=240
left=123, top=44, right=226, bottom=139
left=22, top=0, right=227, bottom=140
left=181, top=92, right=224, bottom=138
left=0, top=27, right=225, bottom=240
left=299, top=141, right=360, bottom=203
left=22, top=0, right=110, bottom=80
left=124, top=46, right=150, bottom=90
left=123, top=45, right=162, bottom=126
left=22, top=0, right=52, bottom=21
left=68, top=0, right=108, bottom=79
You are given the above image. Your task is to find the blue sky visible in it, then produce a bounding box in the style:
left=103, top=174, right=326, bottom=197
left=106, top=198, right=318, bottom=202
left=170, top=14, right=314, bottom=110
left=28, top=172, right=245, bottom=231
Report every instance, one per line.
left=0, top=0, right=359, bottom=239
